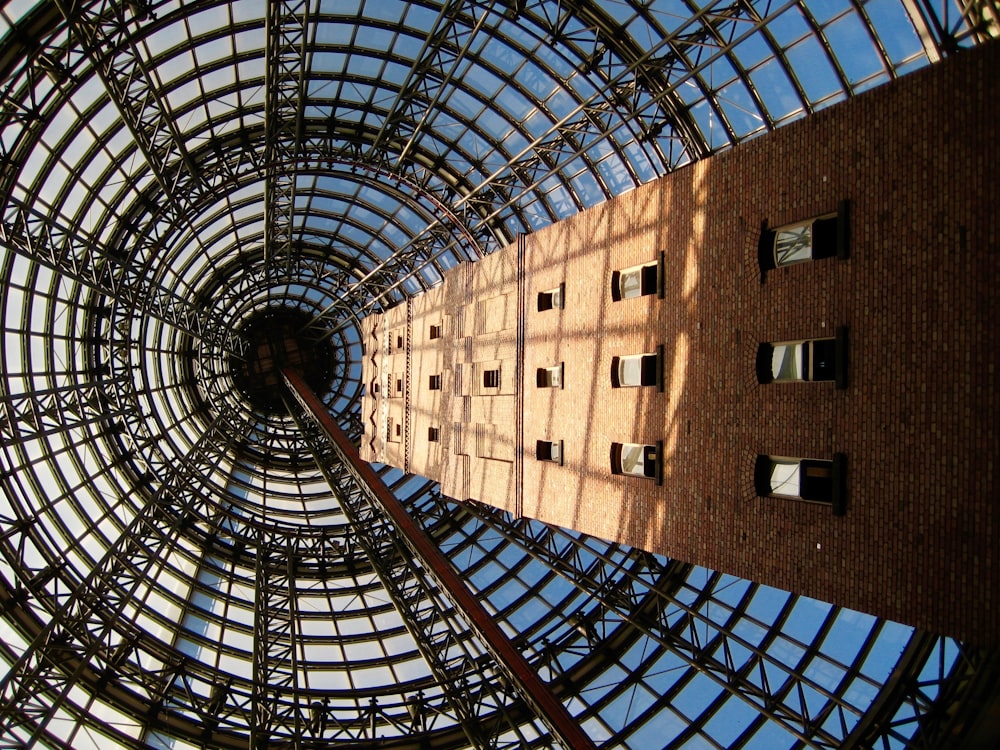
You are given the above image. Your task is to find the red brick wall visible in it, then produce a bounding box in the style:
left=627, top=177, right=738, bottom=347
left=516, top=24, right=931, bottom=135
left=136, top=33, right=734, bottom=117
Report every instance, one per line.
left=409, top=286, right=447, bottom=479
left=362, top=250, right=521, bottom=516
left=521, top=40, right=999, bottom=644
left=361, top=41, right=999, bottom=644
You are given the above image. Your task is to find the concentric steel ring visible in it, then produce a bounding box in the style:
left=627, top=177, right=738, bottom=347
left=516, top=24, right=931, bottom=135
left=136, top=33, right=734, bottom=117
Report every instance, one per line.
left=0, top=1, right=996, bottom=748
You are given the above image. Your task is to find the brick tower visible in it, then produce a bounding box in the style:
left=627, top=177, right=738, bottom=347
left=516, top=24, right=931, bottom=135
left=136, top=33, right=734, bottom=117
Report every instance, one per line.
left=360, top=41, right=999, bottom=645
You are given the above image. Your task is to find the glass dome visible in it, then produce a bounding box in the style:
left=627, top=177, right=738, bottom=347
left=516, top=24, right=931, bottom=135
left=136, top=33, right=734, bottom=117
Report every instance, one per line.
left=0, top=1, right=997, bottom=748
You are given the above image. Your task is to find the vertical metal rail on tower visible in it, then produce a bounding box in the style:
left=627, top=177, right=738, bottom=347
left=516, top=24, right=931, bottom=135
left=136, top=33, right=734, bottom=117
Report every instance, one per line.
left=281, top=368, right=596, bottom=750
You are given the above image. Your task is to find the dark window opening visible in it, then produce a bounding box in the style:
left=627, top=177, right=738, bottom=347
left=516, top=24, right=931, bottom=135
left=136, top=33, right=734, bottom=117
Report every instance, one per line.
left=537, top=283, right=565, bottom=311
left=428, top=427, right=439, bottom=442
left=536, top=439, right=563, bottom=464
left=429, top=374, right=441, bottom=390
left=483, top=369, right=500, bottom=388
left=429, top=325, right=442, bottom=339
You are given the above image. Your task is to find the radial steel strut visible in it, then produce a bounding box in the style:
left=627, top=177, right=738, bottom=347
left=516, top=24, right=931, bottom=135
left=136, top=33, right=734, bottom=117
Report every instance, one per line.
left=281, top=367, right=596, bottom=750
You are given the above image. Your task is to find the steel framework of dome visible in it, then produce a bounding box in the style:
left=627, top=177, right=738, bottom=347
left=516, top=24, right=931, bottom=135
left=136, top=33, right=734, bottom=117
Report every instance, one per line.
left=0, top=1, right=998, bottom=748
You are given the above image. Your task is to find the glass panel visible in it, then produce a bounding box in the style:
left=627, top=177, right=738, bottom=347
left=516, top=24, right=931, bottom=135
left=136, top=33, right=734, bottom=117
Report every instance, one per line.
left=824, top=12, right=886, bottom=86
left=619, top=355, right=643, bottom=386
left=0, top=1, right=982, bottom=745
left=769, top=459, right=801, bottom=496
left=811, top=339, right=837, bottom=381
left=774, top=221, right=813, bottom=265
left=772, top=343, right=806, bottom=381
left=620, top=443, right=656, bottom=478
left=620, top=269, right=642, bottom=299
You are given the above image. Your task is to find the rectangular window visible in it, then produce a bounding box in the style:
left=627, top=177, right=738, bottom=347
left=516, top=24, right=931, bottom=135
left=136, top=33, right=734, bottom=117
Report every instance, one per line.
left=610, top=441, right=663, bottom=484
left=429, top=324, right=442, bottom=339
left=611, top=346, right=663, bottom=389
left=536, top=439, right=563, bottom=465
left=611, top=253, right=663, bottom=301
left=388, top=375, right=403, bottom=398
left=428, top=427, right=440, bottom=442
left=483, top=369, right=500, bottom=389
left=758, top=200, right=850, bottom=273
left=774, top=220, right=817, bottom=266
left=754, top=454, right=846, bottom=515
left=428, top=374, right=442, bottom=390
left=756, top=327, right=848, bottom=389
left=535, top=363, right=563, bottom=389
left=389, top=328, right=404, bottom=353
left=388, top=418, right=401, bottom=443
left=537, top=283, right=565, bottom=311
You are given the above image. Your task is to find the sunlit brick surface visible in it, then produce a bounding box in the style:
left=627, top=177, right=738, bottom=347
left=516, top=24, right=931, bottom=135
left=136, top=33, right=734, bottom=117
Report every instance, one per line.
left=361, top=43, right=999, bottom=645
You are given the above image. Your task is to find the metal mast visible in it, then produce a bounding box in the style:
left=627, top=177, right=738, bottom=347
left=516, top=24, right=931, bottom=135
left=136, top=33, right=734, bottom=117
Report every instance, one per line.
left=282, top=367, right=596, bottom=750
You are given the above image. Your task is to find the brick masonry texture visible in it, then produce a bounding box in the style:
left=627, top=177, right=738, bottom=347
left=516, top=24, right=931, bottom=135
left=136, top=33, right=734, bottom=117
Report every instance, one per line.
left=360, top=40, right=999, bottom=645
